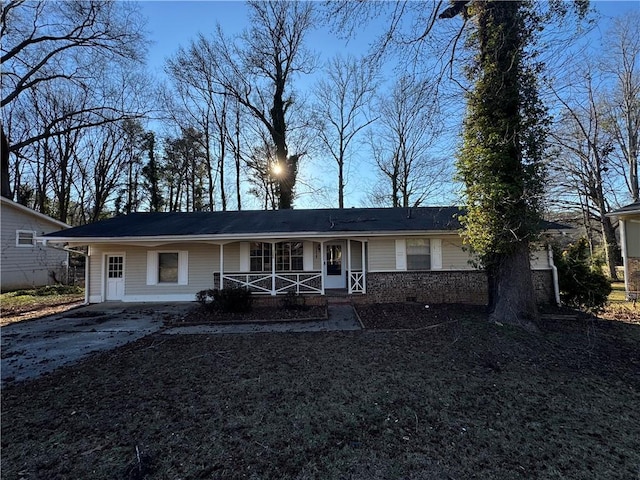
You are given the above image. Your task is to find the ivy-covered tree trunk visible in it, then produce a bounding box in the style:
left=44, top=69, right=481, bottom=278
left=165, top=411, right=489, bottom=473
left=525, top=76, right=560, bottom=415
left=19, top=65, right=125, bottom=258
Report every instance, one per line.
left=457, top=1, right=546, bottom=329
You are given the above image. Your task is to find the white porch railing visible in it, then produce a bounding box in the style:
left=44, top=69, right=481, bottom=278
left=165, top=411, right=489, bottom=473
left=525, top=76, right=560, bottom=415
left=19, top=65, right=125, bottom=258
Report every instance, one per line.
left=222, top=272, right=322, bottom=295
left=349, top=270, right=365, bottom=294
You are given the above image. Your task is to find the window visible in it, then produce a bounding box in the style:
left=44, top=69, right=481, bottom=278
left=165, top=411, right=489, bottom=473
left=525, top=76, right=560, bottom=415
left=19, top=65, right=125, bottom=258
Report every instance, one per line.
left=147, top=251, right=188, bottom=285
left=250, top=242, right=272, bottom=272
left=276, top=242, right=304, bottom=271
left=406, top=238, right=431, bottom=270
left=158, top=252, right=179, bottom=283
left=16, top=230, right=35, bottom=247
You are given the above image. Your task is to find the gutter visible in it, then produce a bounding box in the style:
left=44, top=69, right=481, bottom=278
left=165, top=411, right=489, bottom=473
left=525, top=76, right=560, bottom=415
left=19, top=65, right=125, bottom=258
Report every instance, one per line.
left=40, top=230, right=463, bottom=245
left=548, top=244, right=561, bottom=307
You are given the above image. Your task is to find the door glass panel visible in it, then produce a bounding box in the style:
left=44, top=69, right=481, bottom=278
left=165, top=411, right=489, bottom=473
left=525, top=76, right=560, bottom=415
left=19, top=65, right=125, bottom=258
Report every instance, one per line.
left=326, top=245, right=342, bottom=276
left=108, top=256, right=123, bottom=278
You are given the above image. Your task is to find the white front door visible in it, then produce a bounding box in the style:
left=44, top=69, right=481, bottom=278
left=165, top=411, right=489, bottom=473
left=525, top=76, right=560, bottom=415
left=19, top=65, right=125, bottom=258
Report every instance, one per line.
left=106, top=255, right=125, bottom=300
left=324, top=241, right=346, bottom=289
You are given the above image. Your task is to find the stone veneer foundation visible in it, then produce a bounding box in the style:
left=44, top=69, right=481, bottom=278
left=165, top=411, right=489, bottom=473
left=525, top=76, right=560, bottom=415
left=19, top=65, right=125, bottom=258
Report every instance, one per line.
left=353, top=270, right=555, bottom=305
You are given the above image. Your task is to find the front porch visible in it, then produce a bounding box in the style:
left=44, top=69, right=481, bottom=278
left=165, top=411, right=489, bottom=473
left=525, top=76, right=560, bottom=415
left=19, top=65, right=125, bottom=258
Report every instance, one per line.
left=214, top=239, right=367, bottom=296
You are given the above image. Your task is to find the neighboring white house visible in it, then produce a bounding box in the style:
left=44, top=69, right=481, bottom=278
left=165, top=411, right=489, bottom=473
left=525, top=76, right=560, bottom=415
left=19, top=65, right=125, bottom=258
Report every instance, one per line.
left=608, top=201, right=640, bottom=300
left=1, top=196, right=70, bottom=291
left=41, top=206, right=562, bottom=305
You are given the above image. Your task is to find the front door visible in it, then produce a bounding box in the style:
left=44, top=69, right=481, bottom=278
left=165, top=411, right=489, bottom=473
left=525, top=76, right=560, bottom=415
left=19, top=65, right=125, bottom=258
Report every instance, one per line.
left=105, top=255, right=125, bottom=300
left=324, top=242, right=346, bottom=289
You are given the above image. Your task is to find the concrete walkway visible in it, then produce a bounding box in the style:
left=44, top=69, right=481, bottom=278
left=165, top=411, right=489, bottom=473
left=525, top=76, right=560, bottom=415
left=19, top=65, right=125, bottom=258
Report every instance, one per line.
left=1, top=303, right=361, bottom=384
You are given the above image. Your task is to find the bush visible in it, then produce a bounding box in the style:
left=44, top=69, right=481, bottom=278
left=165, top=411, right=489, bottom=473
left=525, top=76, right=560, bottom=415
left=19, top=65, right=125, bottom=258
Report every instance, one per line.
left=195, top=287, right=252, bottom=313
left=553, top=238, right=612, bottom=313
left=195, top=289, right=216, bottom=308
left=32, top=285, right=83, bottom=296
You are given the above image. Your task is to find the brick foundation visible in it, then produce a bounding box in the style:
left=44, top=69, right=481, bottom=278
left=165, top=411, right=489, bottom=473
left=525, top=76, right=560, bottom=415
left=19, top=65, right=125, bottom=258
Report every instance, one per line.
left=627, top=257, right=640, bottom=298
left=354, top=270, right=555, bottom=305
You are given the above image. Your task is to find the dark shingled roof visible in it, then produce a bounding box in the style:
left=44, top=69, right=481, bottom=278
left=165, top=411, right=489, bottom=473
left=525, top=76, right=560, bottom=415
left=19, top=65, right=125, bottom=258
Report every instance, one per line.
left=608, top=201, right=640, bottom=216
left=44, top=206, right=567, bottom=240
left=45, top=207, right=463, bottom=238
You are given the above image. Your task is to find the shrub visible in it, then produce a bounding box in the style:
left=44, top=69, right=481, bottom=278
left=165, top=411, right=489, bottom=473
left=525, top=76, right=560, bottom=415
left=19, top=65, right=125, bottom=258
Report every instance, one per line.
left=553, top=238, right=612, bottom=314
left=195, top=289, right=217, bottom=309
left=34, top=285, right=83, bottom=296
left=195, top=287, right=252, bottom=313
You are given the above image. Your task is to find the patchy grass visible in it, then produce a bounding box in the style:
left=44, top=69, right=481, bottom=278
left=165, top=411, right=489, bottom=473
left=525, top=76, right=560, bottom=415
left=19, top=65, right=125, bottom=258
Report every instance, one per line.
left=2, top=312, right=639, bottom=479
left=609, top=281, right=629, bottom=303
left=0, top=286, right=84, bottom=326
left=600, top=281, right=639, bottom=323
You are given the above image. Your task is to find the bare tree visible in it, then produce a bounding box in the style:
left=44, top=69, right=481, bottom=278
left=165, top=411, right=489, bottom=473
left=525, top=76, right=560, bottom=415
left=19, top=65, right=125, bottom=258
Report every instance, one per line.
left=1, top=0, right=148, bottom=200
left=75, top=121, right=141, bottom=223
left=549, top=66, right=621, bottom=279
left=211, top=0, right=316, bottom=209
left=245, top=130, right=279, bottom=210
left=313, top=55, right=378, bottom=208
left=601, top=12, right=640, bottom=203
left=368, top=75, right=447, bottom=208
left=166, top=37, right=234, bottom=211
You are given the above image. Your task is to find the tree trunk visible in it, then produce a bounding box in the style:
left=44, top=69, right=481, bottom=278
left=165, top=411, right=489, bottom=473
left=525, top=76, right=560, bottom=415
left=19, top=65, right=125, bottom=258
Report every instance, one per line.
left=488, top=242, right=539, bottom=332
left=1, top=127, right=12, bottom=199
left=234, top=106, right=242, bottom=211
left=338, top=157, right=344, bottom=209
left=601, top=215, right=621, bottom=279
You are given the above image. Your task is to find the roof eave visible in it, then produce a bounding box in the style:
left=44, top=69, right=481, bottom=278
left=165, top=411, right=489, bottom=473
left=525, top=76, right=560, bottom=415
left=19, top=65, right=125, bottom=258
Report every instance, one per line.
left=1, top=196, right=70, bottom=229
left=40, top=229, right=462, bottom=245
left=606, top=209, right=640, bottom=217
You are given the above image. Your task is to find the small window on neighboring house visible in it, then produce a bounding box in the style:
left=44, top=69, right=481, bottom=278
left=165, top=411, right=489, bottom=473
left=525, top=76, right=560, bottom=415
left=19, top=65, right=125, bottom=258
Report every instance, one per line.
left=406, top=238, right=431, bottom=270
left=16, top=230, right=35, bottom=247
left=158, top=252, right=179, bottom=283
left=250, top=242, right=272, bottom=272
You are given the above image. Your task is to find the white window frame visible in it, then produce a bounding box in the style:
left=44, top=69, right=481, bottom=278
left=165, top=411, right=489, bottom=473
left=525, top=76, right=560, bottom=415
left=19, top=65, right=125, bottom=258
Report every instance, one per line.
left=16, top=230, right=36, bottom=247
left=394, top=238, right=443, bottom=271
left=406, top=238, right=431, bottom=271
left=147, top=250, right=188, bottom=286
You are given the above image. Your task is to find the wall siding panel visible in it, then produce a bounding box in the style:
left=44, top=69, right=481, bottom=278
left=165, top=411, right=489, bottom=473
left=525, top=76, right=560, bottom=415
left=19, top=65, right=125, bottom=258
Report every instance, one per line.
left=1, top=203, right=68, bottom=290
left=369, top=239, right=396, bottom=271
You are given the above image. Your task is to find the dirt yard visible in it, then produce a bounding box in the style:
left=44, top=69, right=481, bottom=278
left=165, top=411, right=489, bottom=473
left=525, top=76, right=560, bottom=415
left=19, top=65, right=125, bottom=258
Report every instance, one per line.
left=2, top=304, right=639, bottom=479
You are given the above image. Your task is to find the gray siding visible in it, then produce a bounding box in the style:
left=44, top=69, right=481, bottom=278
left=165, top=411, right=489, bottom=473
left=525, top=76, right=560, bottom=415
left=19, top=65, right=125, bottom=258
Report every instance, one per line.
left=627, top=218, right=640, bottom=258
left=442, top=237, right=474, bottom=270
left=223, top=242, right=240, bottom=271
left=368, top=238, right=396, bottom=271
left=1, top=203, right=68, bottom=290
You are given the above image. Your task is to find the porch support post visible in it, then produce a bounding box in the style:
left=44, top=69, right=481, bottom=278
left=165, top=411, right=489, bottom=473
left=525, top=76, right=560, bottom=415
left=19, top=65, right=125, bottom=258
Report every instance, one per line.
left=271, top=241, right=276, bottom=296
left=320, top=241, right=325, bottom=295
left=619, top=219, right=630, bottom=299
left=347, top=239, right=353, bottom=294
left=361, top=239, right=367, bottom=294
left=219, top=243, right=224, bottom=289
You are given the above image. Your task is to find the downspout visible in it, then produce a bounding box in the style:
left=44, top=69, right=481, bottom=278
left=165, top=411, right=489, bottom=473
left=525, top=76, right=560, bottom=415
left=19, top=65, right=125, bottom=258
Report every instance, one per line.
left=548, top=244, right=561, bottom=307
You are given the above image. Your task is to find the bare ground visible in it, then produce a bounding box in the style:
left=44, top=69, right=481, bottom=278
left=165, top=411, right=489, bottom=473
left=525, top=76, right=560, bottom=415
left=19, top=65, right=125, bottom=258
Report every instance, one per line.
left=2, top=303, right=639, bottom=480
left=0, top=294, right=84, bottom=327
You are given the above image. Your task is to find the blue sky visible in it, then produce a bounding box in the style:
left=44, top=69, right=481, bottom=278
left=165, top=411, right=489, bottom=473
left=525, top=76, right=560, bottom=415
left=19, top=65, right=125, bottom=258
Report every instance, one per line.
left=137, top=0, right=640, bottom=209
